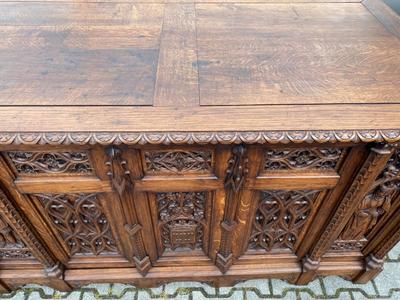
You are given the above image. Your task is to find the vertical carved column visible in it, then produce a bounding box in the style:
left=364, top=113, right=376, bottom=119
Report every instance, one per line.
left=297, top=143, right=395, bottom=284
left=106, top=146, right=151, bottom=276
left=355, top=204, right=400, bottom=283
left=216, top=145, right=248, bottom=273
left=0, top=188, right=70, bottom=290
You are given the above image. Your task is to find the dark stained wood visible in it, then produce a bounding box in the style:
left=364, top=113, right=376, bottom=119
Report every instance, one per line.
left=0, top=0, right=400, bottom=290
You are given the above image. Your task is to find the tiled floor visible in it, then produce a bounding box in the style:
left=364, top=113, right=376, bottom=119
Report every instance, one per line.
left=1, top=243, right=400, bottom=300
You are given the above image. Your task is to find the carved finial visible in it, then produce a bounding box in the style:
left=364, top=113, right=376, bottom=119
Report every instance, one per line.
left=224, top=145, right=249, bottom=192
left=106, top=146, right=133, bottom=196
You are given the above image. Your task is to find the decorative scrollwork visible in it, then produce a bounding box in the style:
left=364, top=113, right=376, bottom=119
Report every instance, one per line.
left=157, top=192, right=206, bottom=251
left=35, top=193, right=118, bottom=256
left=144, top=150, right=213, bottom=174
left=249, top=190, right=319, bottom=252
left=0, top=215, right=32, bottom=259
left=263, top=148, right=344, bottom=171
left=7, top=151, right=92, bottom=174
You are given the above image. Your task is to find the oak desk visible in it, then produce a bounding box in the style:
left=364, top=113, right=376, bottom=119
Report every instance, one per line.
left=0, top=0, right=399, bottom=291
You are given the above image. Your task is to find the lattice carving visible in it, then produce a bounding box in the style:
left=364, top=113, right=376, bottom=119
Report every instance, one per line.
left=36, top=193, right=118, bottom=256
left=0, top=215, right=32, bottom=259
left=7, top=151, right=92, bottom=174
left=157, top=192, right=206, bottom=250
left=263, top=148, right=343, bottom=171
left=249, top=190, right=319, bottom=252
left=144, top=150, right=213, bottom=174
left=333, top=148, right=400, bottom=250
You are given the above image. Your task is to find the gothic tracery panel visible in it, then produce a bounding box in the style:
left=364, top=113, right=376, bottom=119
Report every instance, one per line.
left=35, top=193, right=118, bottom=256
left=157, top=192, right=207, bottom=251
left=263, top=148, right=344, bottom=171
left=7, top=151, right=93, bottom=174
left=249, top=190, right=320, bottom=252
left=144, top=150, right=213, bottom=174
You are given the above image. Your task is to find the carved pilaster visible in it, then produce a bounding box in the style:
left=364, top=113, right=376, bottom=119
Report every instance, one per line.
left=106, top=146, right=151, bottom=276
left=0, top=189, right=56, bottom=268
left=0, top=187, right=70, bottom=289
left=298, top=143, right=394, bottom=283
left=216, top=145, right=248, bottom=273
left=125, top=224, right=151, bottom=275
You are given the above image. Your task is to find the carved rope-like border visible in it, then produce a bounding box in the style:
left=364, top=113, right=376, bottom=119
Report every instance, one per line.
left=0, top=130, right=400, bottom=145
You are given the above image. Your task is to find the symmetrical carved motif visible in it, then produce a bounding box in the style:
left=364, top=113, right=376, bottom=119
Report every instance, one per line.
left=157, top=192, right=206, bottom=250
left=1, top=130, right=400, bottom=146
left=35, top=193, right=118, bottom=256
left=217, top=145, right=248, bottom=273
left=0, top=215, right=32, bottom=259
left=144, top=150, right=213, bottom=174
left=249, top=190, right=319, bottom=252
left=7, top=151, right=92, bottom=174
left=264, top=148, right=343, bottom=171
left=332, top=148, right=400, bottom=250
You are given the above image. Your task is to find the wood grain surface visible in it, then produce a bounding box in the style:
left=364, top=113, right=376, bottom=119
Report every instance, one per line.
left=0, top=0, right=399, bottom=131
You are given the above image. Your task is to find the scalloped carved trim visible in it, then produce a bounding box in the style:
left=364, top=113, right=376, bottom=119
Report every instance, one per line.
left=0, top=130, right=399, bottom=145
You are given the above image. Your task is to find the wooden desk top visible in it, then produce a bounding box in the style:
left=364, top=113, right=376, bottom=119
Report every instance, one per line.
left=0, top=0, right=400, bottom=145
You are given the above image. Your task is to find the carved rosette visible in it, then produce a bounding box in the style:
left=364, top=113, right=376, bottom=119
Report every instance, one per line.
left=157, top=192, right=206, bottom=251
left=331, top=147, right=400, bottom=251
left=35, top=193, right=118, bottom=256
left=144, top=150, right=213, bottom=174
left=7, top=151, right=93, bottom=174
left=263, top=148, right=344, bottom=171
left=249, top=190, right=319, bottom=252
left=216, top=145, right=248, bottom=273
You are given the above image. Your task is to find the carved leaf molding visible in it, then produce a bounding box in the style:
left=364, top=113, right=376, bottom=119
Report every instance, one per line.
left=1, top=130, right=400, bottom=145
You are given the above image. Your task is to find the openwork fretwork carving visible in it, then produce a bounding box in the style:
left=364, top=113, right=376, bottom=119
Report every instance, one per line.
left=0, top=215, right=32, bottom=259
left=144, top=150, right=213, bottom=174
left=263, top=148, right=344, bottom=171
left=36, top=193, right=118, bottom=256
left=157, top=192, right=206, bottom=250
left=7, top=151, right=93, bottom=174
left=333, top=148, right=400, bottom=251
left=249, top=190, right=320, bottom=252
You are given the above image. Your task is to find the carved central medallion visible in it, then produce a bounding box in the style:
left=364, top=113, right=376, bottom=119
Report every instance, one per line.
left=157, top=192, right=206, bottom=251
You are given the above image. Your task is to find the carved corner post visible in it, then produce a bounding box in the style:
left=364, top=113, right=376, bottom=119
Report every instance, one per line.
left=296, top=143, right=395, bottom=285
left=354, top=205, right=400, bottom=283
left=216, top=145, right=248, bottom=273
left=106, top=146, right=151, bottom=276
left=0, top=188, right=70, bottom=291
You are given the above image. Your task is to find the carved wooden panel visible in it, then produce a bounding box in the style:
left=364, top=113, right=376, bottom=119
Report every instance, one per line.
left=0, top=214, right=32, bottom=259
left=263, top=148, right=344, bottom=171
left=143, top=150, right=213, bottom=175
left=34, top=193, right=118, bottom=256
left=249, top=190, right=320, bottom=252
left=6, top=151, right=93, bottom=175
left=332, top=148, right=400, bottom=251
left=156, top=192, right=208, bottom=251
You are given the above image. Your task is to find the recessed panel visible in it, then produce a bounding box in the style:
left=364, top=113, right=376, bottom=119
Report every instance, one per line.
left=196, top=3, right=400, bottom=105
left=0, top=3, right=163, bottom=105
